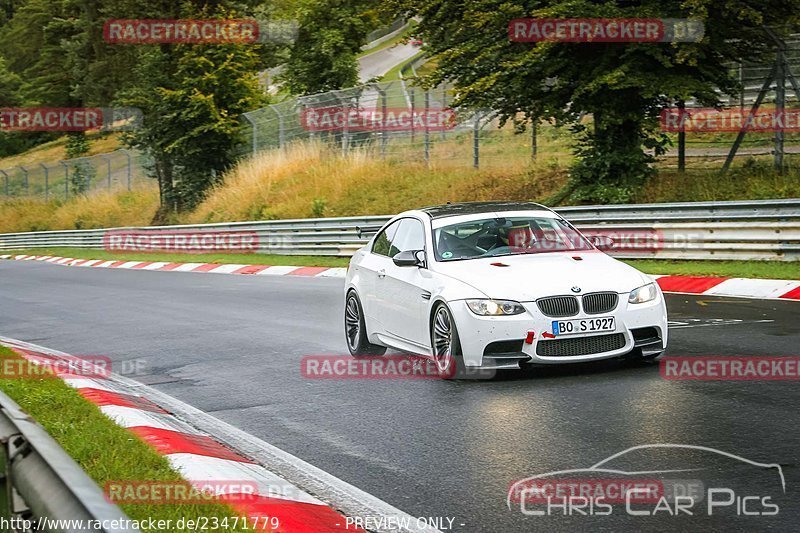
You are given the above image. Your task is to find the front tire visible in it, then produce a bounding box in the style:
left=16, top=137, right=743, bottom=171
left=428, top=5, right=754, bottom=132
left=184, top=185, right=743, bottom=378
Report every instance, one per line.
left=345, top=291, right=386, bottom=356
left=431, top=303, right=467, bottom=379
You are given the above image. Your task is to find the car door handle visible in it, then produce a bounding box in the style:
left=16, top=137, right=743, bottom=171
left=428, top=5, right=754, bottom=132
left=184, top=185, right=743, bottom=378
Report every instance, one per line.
left=377, top=269, right=386, bottom=279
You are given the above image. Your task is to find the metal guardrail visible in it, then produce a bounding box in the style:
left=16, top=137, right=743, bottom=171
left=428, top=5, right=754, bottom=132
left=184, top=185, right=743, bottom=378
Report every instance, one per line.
left=0, top=200, right=798, bottom=261
left=0, top=390, right=138, bottom=533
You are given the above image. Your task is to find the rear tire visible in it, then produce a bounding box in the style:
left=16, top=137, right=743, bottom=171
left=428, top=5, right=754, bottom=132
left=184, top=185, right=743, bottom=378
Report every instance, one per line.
left=344, top=291, right=386, bottom=356
left=431, top=303, right=468, bottom=379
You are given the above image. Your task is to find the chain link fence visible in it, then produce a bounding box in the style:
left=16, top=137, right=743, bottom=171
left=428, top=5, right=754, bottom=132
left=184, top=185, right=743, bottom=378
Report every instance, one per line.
left=0, top=149, right=152, bottom=200
left=240, top=80, right=570, bottom=170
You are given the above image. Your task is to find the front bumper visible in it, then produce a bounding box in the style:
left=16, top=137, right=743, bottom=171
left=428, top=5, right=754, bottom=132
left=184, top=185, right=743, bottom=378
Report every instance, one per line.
left=449, top=293, right=668, bottom=369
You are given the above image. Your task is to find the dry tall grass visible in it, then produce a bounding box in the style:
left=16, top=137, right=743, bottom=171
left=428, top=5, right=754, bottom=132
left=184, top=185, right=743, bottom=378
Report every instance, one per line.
left=3, top=137, right=799, bottom=236
left=187, top=141, right=566, bottom=223
left=0, top=187, right=159, bottom=233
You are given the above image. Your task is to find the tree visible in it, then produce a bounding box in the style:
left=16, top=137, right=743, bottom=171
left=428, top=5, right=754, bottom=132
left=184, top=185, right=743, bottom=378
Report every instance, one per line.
left=65, top=132, right=94, bottom=195
left=280, top=0, right=380, bottom=94
left=390, top=0, right=800, bottom=203
left=119, top=7, right=267, bottom=214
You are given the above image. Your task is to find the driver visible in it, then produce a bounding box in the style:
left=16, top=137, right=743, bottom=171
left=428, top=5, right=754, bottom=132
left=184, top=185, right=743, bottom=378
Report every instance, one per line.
left=499, top=222, right=537, bottom=250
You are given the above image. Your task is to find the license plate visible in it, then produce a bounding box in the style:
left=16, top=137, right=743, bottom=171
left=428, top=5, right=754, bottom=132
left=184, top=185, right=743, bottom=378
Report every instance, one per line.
left=552, top=317, right=616, bottom=336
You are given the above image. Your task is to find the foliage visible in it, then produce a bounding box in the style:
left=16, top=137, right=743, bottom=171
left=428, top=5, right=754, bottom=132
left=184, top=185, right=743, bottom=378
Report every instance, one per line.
left=389, top=0, right=800, bottom=202
left=280, top=0, right=382, bottom=94
left=65, top=132, right=94, bottom=195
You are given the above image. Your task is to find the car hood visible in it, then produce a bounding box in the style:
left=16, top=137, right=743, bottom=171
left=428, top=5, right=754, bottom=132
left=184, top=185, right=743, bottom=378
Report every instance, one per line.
left=432, top=252, right=651, bottom=301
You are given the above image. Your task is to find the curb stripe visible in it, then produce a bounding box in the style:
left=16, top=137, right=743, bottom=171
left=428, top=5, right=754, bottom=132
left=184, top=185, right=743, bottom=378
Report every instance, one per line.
left=167, top=454, right=325, bottom=505
left=155, top=262, right=185, bottom=271
left=288, top=266, right=330, bottom=277
left=2, top=339, right=367, bottom=532
left=232, top=264, right=271, bottom=275
left=98, top=406, right=206, bottom=435
left=4, top=254, right=797, bottom=303
left=77, top=387, right=169, bottom=413
left=780, top=285, right=800, bottom=300
left=226, top=496, right=359, bottom=532
left=655, top=276, right=729, bottom=294
left=129, top=426, right=256, bottom=463
left=190, top=263, right=226, bottom=273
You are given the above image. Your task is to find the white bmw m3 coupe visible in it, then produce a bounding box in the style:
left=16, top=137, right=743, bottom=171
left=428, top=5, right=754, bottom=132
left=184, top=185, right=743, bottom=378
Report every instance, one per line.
left=343, top=202, right=668, bottom=378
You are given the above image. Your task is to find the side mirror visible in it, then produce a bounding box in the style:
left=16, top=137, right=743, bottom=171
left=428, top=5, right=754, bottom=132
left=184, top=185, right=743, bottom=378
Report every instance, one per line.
left=589, top=235, right=615, bottom=251
left=393, top=250, right=426, bottom=267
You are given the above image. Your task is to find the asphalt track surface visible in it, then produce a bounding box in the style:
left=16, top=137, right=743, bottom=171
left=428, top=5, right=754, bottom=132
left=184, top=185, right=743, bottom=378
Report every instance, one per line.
left=2, top=260, right=799, bottom=532
left=358, top=42, right=420, bottom=82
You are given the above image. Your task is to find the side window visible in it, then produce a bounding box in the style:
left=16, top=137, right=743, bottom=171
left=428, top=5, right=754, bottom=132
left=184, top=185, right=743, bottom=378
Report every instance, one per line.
left=371, top=220, right=401, bottom=256
left=391, top=219, right=425, bottom=255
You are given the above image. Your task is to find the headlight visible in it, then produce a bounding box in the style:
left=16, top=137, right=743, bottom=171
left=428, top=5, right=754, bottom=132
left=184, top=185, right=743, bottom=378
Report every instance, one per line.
left=628, top=283, right=658, bottom=304
left=466, top=299, right=525, bottom=316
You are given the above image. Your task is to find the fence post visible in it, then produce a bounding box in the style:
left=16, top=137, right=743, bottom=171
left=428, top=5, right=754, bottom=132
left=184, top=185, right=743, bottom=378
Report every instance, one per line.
left=341, top=97, right=350, bottom=157
left=374, top=84, right=388, bottom=159
left=122, top=150, right=132, bottom=190
left=410, top=88, right=416, bottom=144
left=103, top=154, right=112, bottom=190
left=40, top=163, right=49, bottom=201
left=60, top=161, right=68, bottom=199
left=677, top=101, right=686, bottom=173
left=269, top=105, right=286, bottom=150
left=0, top=170, right=7, bottom=197
left=424, top=91, right=431, bottom=165
left=473, top=111, right=481, bottom=169
left=242, top=113, right=257, bottom=157
left=18, top=166, right=28, bottom=196
left=775, top=48, right=785, bottom=172
left=531, top=120, right=537, bottom=161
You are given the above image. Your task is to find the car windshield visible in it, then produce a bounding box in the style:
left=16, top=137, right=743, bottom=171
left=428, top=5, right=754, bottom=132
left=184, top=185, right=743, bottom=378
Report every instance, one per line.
left=433, top=216, right=594, bottom=261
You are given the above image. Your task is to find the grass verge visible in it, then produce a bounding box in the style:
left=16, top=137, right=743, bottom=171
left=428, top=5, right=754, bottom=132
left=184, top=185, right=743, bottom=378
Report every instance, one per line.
left=4, top=249, right=798, bottom=279
left=3, top=248, right=351, bottom=268
left=0, top=345, right=253, bottom=532
left=623, top=259, right=800, bottom=280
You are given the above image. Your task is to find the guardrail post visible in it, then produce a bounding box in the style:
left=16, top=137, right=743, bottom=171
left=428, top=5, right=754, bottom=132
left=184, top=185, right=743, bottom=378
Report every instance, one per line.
left=40, top=163, right=49, bottom=201
left=0, top=170, right=8, bottom=197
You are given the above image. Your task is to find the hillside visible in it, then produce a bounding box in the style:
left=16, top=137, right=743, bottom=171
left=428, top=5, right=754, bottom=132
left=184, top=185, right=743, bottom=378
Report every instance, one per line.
left=1, top=134, right=798, bottom=234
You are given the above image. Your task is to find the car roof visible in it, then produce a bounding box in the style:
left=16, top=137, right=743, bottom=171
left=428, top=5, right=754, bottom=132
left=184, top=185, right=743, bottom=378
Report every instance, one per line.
left=419, top=201, right=553, bottom=219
